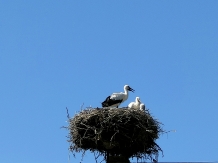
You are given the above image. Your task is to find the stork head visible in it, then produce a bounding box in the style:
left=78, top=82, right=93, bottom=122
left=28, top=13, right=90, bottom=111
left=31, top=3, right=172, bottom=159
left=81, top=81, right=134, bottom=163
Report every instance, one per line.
left=124, top=85, right=135, bottom=92
left=136, top=97, right=141, bottom=103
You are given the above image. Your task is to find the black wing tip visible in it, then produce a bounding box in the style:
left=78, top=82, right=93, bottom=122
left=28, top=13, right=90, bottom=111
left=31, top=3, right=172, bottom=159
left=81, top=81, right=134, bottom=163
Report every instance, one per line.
left=101, top=96, right=111, bottom=107
left=101, top=102, right=107, bottom=107
left=101, top=96, right=123, bottom=107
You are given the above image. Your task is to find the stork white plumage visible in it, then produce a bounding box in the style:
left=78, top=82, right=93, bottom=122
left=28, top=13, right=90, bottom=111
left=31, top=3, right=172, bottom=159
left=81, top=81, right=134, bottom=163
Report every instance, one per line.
left=139, top=103, right=146, bottom=111
left=128, top=97, right=141, bottom=109
left=101, top=85, right=135, bottom=108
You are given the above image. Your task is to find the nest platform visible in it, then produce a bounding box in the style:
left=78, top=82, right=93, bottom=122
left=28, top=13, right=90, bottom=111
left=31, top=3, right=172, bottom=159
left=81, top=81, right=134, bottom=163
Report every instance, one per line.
left=67, top=107, right=163, bottom=162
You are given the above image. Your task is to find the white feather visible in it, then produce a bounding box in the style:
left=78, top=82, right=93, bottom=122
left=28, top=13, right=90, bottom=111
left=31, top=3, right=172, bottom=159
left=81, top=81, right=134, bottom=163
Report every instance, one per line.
left=110, top=93, right=126, bottom=100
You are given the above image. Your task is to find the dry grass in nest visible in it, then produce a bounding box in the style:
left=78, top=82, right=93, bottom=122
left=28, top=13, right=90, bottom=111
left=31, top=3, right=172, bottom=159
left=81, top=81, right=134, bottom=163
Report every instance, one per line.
left=66, top=107, right=163, bottom=161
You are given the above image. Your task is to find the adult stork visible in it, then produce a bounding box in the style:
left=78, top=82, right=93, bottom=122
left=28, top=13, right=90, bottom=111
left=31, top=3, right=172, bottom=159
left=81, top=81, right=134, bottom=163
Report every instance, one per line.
left=101, top=85, right=135, bottom=108
left=128, top=97, right=141, bottom=109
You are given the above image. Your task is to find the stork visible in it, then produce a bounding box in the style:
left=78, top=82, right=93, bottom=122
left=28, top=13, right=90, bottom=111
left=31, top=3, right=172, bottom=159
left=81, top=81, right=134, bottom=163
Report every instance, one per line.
left=139, top=103, right=146, bottom=111
left=128, top=97, right=141, bottom=109
left=101, top=85, right=135, bottom=108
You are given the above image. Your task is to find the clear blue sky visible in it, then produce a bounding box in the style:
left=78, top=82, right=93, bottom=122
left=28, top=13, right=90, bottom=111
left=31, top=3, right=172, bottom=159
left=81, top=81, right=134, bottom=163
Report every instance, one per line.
left=1, top=1, right=218, bottom=163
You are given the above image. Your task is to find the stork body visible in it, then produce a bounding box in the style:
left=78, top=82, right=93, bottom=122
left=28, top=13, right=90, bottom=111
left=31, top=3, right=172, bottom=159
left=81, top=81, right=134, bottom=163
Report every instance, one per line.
left=101, top=85, right=135, bottom=108
left=128, top=97, right=141, bottom=109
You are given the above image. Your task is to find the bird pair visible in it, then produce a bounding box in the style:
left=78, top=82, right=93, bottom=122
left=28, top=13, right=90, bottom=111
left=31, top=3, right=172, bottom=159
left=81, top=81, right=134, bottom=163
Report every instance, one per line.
left=128, top=97, right=145, bottom=111
left=101, top=85, right=145, bottom=111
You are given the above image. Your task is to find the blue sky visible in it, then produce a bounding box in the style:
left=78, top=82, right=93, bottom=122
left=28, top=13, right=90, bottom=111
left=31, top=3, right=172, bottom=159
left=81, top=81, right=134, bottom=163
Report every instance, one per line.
left=1, top=1, right=218, bottom=163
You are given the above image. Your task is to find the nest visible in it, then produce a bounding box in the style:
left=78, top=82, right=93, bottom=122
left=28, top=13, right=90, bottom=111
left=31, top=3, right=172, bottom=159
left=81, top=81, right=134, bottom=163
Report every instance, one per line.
left=67, top=107, right=163, bottom=161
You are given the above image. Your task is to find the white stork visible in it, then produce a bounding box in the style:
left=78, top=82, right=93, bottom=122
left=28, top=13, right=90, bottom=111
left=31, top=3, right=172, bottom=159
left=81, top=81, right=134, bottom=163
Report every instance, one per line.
left=139, top=103, right=146, bottom=111
left=128, top=97, right=141, bottom=109
left=101, top=85, right=135, bottom=108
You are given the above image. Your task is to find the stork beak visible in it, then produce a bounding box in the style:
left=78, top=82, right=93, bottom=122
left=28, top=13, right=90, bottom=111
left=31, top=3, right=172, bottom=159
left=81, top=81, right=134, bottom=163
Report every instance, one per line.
left=128, top=87, right=135, bottom=92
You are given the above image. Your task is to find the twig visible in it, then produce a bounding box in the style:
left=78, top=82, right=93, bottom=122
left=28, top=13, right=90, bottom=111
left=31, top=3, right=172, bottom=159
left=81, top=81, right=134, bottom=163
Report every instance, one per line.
left=66, top=107, right=70, bottom=119
left=94, top=151, right=98, bottom=163
left=110, top=130, right=119, bottom=142
left=80, top=103, right=84, bottom=111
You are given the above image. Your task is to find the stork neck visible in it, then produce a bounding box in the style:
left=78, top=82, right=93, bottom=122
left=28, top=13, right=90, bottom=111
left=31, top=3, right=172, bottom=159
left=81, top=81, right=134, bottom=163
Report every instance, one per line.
left=124, top=89, right=129, bottom=96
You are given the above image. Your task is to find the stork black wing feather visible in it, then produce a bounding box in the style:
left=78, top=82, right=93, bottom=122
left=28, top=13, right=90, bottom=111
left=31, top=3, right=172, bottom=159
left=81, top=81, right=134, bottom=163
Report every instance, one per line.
left=102, top=96, right=122, bottom=107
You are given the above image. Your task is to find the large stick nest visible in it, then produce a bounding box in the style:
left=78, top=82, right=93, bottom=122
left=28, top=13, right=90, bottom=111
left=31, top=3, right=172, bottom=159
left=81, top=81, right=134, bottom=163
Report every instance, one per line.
left=67, top=107, right=163, bottom=159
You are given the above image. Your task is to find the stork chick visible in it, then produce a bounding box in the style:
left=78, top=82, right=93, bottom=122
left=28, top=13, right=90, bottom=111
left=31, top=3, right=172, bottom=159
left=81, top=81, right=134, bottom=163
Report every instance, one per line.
left=128, top=97, right=141, bottom=109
